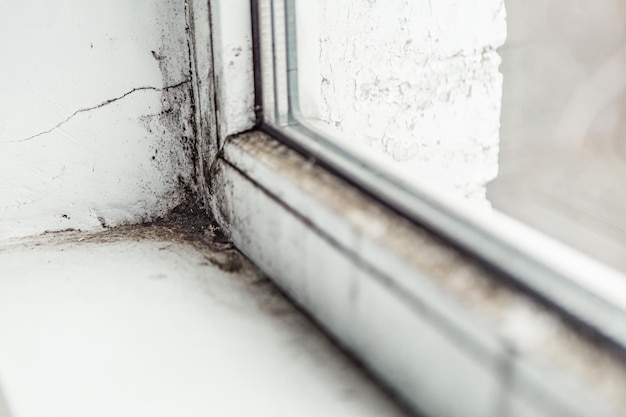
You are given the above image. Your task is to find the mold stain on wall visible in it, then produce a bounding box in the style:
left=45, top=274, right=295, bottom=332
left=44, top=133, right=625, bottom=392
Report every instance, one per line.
left=0, top=0, right=202, bottom=239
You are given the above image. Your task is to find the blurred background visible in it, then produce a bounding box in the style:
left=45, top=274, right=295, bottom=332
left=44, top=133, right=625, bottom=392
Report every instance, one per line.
left=489, top=0, right=626, bottom=271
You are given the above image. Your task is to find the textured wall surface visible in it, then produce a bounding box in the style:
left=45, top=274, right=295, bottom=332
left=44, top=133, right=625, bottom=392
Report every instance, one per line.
left=318, top=0, right=506, bottom=207
left=0, top=0, right=196, bottom=239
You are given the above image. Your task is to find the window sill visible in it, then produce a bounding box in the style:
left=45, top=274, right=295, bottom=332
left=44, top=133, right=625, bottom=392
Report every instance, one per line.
left=210, top=130, right=626, bottom=417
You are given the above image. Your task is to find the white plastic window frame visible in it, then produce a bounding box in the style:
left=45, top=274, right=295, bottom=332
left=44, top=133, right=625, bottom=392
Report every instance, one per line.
left=187, top=0, right=626, bottom=416
left=255, top=0, right=626, bottom=351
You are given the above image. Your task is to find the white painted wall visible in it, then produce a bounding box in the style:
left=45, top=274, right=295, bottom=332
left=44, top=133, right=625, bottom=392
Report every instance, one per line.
left=315, top=0, right=507, bottom=208
left=0, top=0, right=196, bottom=239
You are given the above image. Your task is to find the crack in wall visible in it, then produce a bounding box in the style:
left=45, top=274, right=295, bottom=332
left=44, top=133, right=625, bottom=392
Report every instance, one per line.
left=8, top=79, right=191, bottom=144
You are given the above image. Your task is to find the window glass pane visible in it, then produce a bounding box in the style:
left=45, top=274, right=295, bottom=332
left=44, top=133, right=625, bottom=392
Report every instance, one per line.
left=492, top=0, right=626, bottom=271
left=291, top=0, right=626, bottom=272
left=295, top=0, right=506, bottom=211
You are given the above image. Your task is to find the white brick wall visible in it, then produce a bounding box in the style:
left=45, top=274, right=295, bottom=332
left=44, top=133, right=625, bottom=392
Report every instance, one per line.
left=317, top=0, right=507, bottom=208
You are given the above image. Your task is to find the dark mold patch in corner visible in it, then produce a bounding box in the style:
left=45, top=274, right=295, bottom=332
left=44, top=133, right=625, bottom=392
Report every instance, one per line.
left=150, top=201, right=243, bottom=273
left=138, top=73, right=199, bottom=211
left=84, top=0, right=235, bottom=271
left=36, top=201, right=243, bottom=275
left=136, top=0, right=203, bottom=218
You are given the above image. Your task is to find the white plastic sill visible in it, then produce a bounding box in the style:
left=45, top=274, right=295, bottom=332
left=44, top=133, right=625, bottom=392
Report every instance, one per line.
left=0, top=227, right=408, bottom=417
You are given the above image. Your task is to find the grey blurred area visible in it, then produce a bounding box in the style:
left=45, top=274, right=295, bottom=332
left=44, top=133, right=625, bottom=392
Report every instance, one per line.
left=0, top=387, right=11, bottom=417
left=488, top=0, right=626, bottom=271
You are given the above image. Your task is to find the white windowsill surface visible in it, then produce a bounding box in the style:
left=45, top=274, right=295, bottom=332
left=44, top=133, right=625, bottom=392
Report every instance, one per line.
left=0, top=225, right=407, bottom=417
